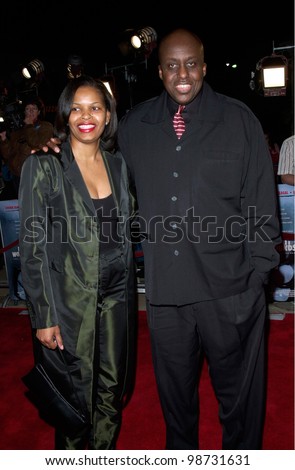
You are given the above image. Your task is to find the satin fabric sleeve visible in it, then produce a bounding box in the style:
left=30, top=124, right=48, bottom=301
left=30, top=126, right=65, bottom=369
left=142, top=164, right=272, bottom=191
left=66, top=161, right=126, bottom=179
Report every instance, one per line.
left=19, top=153, right=59, bottom=329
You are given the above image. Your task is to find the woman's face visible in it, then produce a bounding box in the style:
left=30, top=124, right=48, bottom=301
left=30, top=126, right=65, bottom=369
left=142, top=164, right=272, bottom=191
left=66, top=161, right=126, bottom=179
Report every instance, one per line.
left=68, top=85, right=110, bottom=144
left=25, top=104, right=40, bottom=123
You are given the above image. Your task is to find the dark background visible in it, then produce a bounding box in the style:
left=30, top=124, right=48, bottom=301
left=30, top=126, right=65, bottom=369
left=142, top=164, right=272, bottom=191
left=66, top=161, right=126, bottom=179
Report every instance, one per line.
left=1, top=1, right=294, bottom=144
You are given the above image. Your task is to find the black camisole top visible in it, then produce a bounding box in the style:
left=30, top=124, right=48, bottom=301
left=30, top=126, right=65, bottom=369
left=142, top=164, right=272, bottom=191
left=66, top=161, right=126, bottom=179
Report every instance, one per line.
left=92, top=194, right=121, bottom=253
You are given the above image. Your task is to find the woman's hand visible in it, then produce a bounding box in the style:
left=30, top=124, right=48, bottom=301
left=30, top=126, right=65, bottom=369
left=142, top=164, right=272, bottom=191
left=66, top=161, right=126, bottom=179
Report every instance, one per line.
left=36, top=325, right=64, bottom=350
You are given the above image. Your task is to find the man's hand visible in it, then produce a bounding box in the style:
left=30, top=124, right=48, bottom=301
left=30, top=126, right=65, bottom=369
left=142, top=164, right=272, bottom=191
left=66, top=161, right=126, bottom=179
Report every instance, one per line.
left=30, top=137, right=62, bottom=154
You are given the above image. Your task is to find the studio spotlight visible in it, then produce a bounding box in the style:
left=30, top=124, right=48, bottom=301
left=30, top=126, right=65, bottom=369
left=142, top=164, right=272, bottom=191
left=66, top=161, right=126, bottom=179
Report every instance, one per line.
left=118, top=27, right=157, bottom=60
left=256, top=54, right=288, bottom=97
left=67, top=54, right=84, bottom=79
left=130, top=27, right=157, bottom=57
left=22, top=59, right=44, bottom=80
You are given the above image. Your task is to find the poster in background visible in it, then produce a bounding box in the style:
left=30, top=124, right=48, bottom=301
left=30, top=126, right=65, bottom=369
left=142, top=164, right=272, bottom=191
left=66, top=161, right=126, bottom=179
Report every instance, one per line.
left=270, top=184, right=295, bottom=302
left=0, top=199, right=25, bottom=301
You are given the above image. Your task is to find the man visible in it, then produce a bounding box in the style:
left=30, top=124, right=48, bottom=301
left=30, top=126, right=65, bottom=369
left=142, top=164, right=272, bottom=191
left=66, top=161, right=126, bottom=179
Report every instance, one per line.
left=277, top=135, right=295, bottom=185
left=40, top=29, right=281, bottom=450
left=117, top=29, right=281, bottom=450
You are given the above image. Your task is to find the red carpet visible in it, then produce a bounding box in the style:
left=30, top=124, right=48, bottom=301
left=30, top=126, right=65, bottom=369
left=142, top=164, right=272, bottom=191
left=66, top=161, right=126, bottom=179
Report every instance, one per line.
left=0, top=308, right=294, bottom=450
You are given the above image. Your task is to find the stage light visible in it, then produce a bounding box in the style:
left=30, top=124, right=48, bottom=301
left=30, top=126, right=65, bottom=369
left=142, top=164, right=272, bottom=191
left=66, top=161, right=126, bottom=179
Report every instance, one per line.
left=117, top=27, right=157, bottom=61
left=67, top=54, right=84, bottom=79
left=263, top=67, right=285, bottom=87
left=130, top=27, right=157, bottom=56
left=22, top=59, right=44, bottom=80
left=256, top=54, right=288, bottom=97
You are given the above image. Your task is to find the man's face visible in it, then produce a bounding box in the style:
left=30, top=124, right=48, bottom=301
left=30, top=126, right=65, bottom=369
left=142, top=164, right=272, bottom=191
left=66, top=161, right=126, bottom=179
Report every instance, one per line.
left=158, top=32, right=207, bottom=106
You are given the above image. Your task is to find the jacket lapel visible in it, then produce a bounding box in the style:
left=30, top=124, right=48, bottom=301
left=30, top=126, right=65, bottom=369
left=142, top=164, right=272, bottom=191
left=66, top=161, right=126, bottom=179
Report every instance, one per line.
left=60, top=140, right=95, bottom=215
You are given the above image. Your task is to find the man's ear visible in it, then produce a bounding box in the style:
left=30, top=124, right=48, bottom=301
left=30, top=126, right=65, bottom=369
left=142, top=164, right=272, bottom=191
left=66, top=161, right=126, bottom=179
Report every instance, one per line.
left=158, top=65, right=163, bottom=81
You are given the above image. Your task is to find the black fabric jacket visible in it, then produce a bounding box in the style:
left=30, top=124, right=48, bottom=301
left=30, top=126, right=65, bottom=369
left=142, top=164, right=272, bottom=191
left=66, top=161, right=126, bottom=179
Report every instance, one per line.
left=118, top=82, right=281, bottom=305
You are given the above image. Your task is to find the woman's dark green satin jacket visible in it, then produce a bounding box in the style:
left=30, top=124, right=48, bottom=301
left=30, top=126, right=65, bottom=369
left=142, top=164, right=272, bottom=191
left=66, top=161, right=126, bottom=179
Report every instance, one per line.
left=18, top=140, right=137, bottom=415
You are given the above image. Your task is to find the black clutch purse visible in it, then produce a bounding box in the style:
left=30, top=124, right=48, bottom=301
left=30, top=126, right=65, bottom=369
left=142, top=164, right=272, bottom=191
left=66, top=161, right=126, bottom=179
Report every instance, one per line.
left=22, top=346, right=89, bottom=437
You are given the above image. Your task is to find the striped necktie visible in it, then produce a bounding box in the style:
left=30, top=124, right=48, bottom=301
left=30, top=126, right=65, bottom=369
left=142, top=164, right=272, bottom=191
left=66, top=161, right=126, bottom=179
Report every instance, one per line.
left=173, top=105, right=186, bottom=139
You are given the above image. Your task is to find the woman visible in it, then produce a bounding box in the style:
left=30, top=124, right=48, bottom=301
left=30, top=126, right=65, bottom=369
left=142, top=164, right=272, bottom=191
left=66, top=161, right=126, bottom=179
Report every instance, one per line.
left=19, top=76, right=137, bottom=449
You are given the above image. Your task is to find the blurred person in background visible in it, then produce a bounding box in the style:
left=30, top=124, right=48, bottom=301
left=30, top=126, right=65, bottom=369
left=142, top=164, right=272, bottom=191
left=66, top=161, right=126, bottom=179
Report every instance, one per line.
left=0, top=96, right=54, bottom=195
left=277, top=135, right=295, bottom=186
